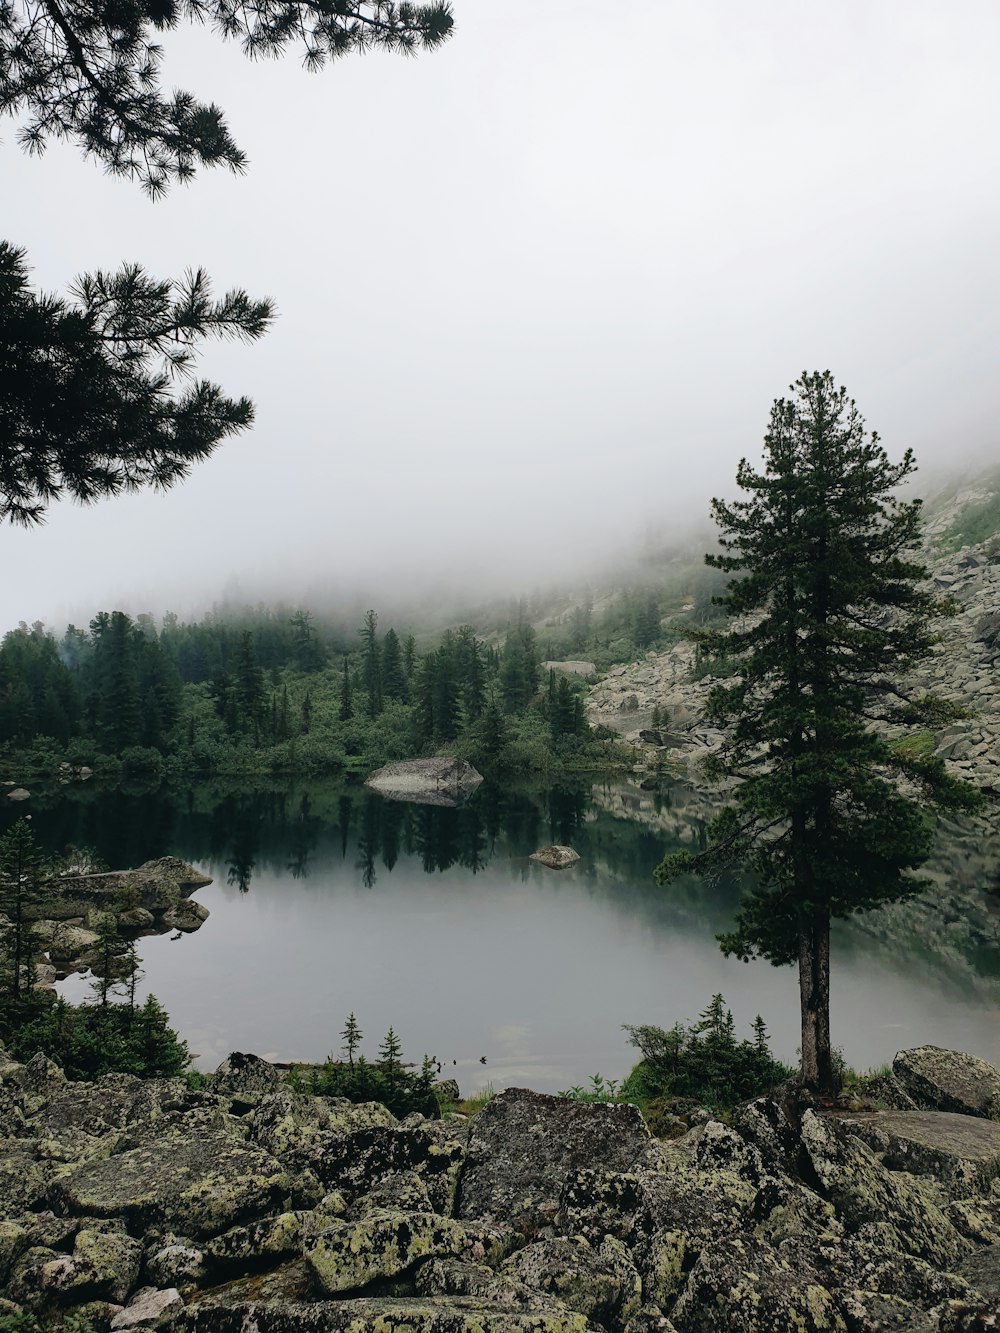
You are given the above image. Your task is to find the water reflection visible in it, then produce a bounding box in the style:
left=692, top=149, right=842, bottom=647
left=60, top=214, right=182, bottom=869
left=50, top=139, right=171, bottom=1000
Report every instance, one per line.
left=9, top=775, right=1000, bottom=1087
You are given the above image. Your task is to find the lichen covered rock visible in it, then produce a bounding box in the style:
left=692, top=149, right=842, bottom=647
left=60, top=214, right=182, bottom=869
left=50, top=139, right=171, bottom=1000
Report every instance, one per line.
left=53, top=1128, right=291, bottom=1240
left=303, top=1208, right=469, bottom=1294
left=893, top=1048, right=1000, bottom=1121
left=459, top=1087, right=656, bottom=1227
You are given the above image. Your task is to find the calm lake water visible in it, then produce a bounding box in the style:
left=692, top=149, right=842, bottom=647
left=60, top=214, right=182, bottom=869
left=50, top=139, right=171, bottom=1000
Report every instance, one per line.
left=11, top=776, right=1000, bottom=1093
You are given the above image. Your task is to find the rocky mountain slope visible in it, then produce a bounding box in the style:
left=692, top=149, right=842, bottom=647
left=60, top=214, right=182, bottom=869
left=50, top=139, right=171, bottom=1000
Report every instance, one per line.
left=586, top=495, right=1000, bottom=795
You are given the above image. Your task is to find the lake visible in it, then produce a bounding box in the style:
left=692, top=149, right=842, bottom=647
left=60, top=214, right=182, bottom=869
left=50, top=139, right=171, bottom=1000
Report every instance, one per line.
left=10, top=775, right=1000, bottom=1094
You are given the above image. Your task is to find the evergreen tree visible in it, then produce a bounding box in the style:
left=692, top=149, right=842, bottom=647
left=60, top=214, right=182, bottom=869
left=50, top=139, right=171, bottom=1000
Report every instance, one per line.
left=341, top=1012, right=363, bottom=1067
left=339, top=657, right=354, bottom=721
left=301, top=690, right=313, bottom=735
left=359, top=610, right=383, bottom=719
left=403, top=634, right=417, bottom=680
left=1, top=2, right=453, bottom=195
left=499, top=622, right=540, bottom=711
left=290, top=611, right=325, bottom=672
left=0, top=818, right=44, bottom=998
left=381, top=628, right=408, bottom=702
left=656, top=372, right=980, bottom=1093
left=0, top=246, right=272, bottom=525
left=234, top=631, right=267, bottom=741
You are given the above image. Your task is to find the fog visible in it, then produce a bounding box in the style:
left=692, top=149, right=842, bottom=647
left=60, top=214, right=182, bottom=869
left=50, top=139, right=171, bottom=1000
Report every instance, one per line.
left=5, top=1, right=1000, bottom=634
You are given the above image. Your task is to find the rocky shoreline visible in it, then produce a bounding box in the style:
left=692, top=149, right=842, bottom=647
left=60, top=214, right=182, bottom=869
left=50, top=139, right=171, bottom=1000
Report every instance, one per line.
left=24, top=858, right=212, bottom=989
left=4, top=1045, right=1000, bottom=1330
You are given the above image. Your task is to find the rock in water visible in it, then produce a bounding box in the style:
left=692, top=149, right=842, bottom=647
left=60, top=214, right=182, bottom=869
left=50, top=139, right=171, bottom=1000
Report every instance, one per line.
left=529, top=846, right=580, bottom=870
left=364, top=758, right=484, bottom=807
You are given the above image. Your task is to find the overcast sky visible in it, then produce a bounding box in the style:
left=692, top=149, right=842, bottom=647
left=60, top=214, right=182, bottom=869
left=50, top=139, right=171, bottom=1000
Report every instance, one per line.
left=6, top=1, right=1000, bottom=634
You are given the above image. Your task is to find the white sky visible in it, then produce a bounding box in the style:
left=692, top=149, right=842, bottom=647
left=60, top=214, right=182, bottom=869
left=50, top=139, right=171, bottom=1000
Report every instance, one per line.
left=5, top=1, right=1000, bottom=633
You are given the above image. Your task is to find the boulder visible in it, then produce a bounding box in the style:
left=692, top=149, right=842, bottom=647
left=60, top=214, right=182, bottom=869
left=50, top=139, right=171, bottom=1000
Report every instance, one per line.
left=310, top=1123, right=465, bottom=1216
left=364, top=758, right=484, bottom=807
left=53, top=1128, right=291, bottom=1240
left=111, top=1286, right=184, bottom=1328
left=458, top=1087, right=656, bottom=1227
left=893, top=1048, right=1000, bottom=1120
left=303, top=1208, right=469, bottom=1294
left=208, top=1052, right=280, bottom=1099
left=501, top=1235, right=642, bottom=1328
left=160, top=900, right=209, bottom=933
left=836, top=1111, right=1000, bottom=1196
left=118, top=908, right=156, bottom=932
left=669, top=1236, right=845, bottom=1332
left=203, top=1211, right=303, bottom=1272
left=47, top=923, right=100, bottom=963
left=529, top=846, right=581, bottom=870
left=144, top=1243, right=206, bottom=1290
left=6, top=788, right=30, bottom=801
left=799, top=1111, right=967, bottom=1268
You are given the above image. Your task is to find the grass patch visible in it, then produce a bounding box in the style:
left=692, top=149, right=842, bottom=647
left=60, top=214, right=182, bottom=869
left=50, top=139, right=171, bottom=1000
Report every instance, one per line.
left=938, top=492, right=1000, bottom=551
left=890, top=730, right=936, bottom=760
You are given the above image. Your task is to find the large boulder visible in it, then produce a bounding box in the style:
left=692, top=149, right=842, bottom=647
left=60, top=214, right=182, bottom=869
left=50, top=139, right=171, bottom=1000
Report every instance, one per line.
left=893, top=1048, right=1000, bottom=1120
left=669, top=1236, right=845, bottom=1332
left=364, top=758, right=483, bottom=807
left=500, top=1235, right=642, bottom=1328
left=160, top=900, right=210, bottom=933
left=529, top=846, right=581, bottom=870
left=52, top=1128, right=291, bottom=1240
left=304, top=1208, right=469, bottom=1294
left=458, top=1087, right=656, bottom=1227
left=836, top=1111, right=1000, bottom=1197
left=799, top=1111, right=967, bottom=1268
left=311, top=1123, right=465, bottom=1216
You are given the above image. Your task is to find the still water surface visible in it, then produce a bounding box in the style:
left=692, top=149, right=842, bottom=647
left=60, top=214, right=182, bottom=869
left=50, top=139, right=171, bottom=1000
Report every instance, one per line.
left=14, top=777, right=1000, bottom=1093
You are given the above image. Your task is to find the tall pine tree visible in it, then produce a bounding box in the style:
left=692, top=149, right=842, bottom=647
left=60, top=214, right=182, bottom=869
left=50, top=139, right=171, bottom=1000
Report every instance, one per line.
left=656, top=372, right=980, bottom=1093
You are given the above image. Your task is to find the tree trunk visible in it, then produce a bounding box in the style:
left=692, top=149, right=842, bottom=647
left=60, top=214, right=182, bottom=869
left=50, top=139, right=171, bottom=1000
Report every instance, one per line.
left=798, top=907, right=834, bottom=1093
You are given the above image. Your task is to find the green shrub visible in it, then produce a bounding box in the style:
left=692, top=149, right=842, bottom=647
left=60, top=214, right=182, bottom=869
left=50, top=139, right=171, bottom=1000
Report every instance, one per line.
left=288, top=1019, right=439, bottom=1119
left=622, top=994, right=794, bottom=1112
left=0, top=993, right=189, bottom=1080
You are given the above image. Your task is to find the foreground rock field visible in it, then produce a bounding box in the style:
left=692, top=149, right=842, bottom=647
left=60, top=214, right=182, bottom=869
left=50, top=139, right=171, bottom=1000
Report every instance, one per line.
left=4, top=1045, right=1000, bottom=1330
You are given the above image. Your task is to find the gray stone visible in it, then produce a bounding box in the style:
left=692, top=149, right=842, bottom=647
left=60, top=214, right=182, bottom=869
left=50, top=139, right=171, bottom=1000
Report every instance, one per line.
left=501, top=1234, right=642, bottom=1328
left=304, top=1208, right=468, bottom=1294
left=670, top=1236, right=845, bottom=1332
left=160, top=900, right=209, bottom=932
left=836, top=1110, right=1000, bottom=1196
left=364, top=758, right=483, bottom=807
left=208, top=1051, right=280, bottom=1098
left=53, top=1128, right=291, bottom=1240
left=529, top=846, right=581, bottom=870
left=176, top=1295, right=594, bottom=1331
left=893, top=1047, right=1000, bottom=1120
left=458, top=1087, right=656, bottom=1227
left=111, top=1286, right=184, bottom=1328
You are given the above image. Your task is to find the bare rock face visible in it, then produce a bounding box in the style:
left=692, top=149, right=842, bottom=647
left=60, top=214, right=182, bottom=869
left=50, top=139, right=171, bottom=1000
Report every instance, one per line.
left=364, top=758, right=484, bottom=807
left=458, top=1088, right=656, bottom=1229
left=894, top=1047, right=1000, bottom=1121
left=529, top=846, right=581, bottom=870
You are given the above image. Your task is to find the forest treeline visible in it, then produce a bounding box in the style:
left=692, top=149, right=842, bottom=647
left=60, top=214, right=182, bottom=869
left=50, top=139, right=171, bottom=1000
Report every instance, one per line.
left=0, top=593, right=679, bottom=779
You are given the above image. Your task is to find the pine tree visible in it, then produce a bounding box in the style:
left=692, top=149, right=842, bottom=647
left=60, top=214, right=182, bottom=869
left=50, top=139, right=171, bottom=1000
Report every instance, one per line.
left=339, top=658, right=354, bottom=722
left=341, top=1012, right=363, bottom=1067
left=359, top=611, right=383, bottom=719
left=656, top=372, right=980, bottom=1093
left=0, top=818, right=44, bottom=998
left=381, top=628, right=408, bottom=703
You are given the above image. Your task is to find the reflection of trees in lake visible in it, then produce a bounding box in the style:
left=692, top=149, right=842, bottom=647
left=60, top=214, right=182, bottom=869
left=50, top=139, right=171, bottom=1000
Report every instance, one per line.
left=16, top=777, right=1000, bottom=1000
left=286, top=792, right=320, bottom=879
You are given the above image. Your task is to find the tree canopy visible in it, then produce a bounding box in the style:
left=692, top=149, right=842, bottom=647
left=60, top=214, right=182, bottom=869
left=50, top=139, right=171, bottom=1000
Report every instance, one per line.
left=656, top=371, right=980, bottom=1092
left=0, top=242, right=274, bottom=524
left=1, top=0, right=453, bottom=523
left=1, top=0, right=454, bottom=195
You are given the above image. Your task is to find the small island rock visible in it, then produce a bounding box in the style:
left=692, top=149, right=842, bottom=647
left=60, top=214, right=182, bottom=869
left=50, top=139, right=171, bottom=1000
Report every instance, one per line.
left=530, top=846, right=581, bottom=870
